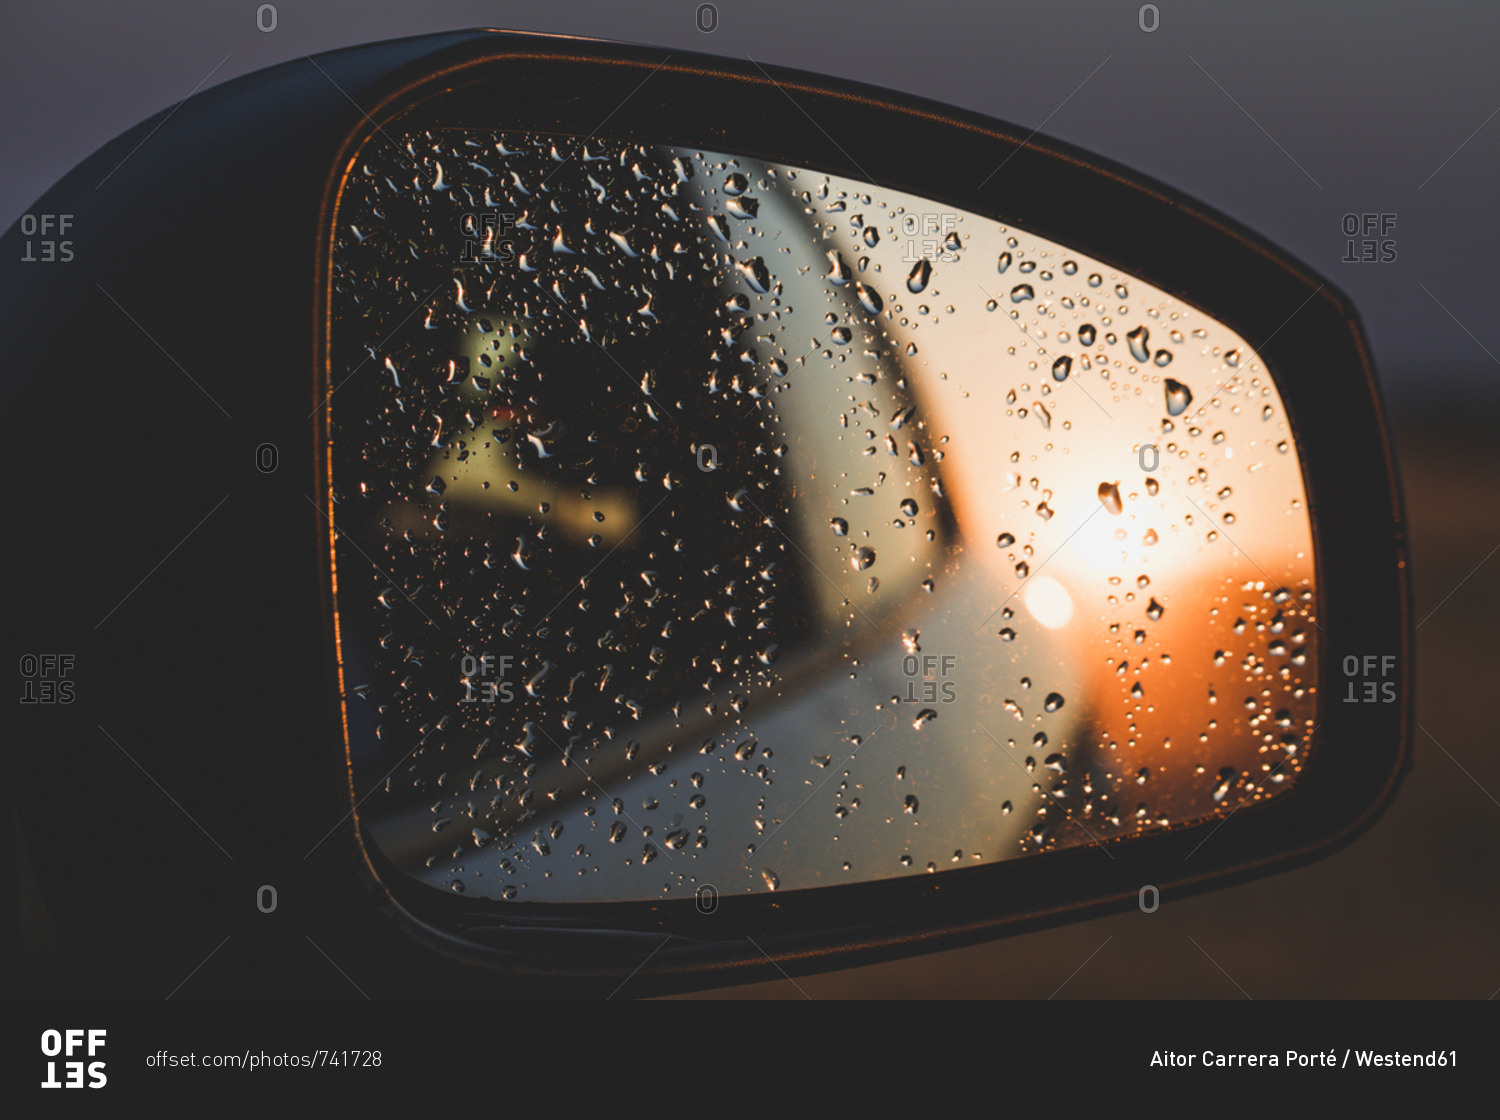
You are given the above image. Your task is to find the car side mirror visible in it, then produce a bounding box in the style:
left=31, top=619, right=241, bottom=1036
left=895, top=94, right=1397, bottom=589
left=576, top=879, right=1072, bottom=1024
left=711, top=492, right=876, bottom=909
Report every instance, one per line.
left=2, top=30, right=1409, bottom=998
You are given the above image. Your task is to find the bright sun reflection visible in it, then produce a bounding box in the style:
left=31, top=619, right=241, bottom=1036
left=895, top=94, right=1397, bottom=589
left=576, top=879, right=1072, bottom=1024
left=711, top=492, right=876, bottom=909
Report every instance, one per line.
left=1024, top=574, right=1074, bottom=629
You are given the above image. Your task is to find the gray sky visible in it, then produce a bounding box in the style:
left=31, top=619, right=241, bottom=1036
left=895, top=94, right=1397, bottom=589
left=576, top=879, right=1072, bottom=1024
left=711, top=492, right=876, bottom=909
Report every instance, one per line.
left=4, top=0, right=1497, bottom=402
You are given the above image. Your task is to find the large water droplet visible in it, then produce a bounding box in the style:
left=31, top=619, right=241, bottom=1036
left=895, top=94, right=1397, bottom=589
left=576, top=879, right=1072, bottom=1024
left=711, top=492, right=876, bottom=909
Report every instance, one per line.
left=1164, top=378, right=1193, bottom=417
left=906, top=259, right=932, bottom=293
left=738, top=257, right=771, bottom=293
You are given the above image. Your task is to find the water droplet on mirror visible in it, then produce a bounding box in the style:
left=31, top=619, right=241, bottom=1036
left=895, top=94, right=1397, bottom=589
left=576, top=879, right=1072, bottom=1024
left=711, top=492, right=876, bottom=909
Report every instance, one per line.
left=996, top=532, right=1016, bottom=548
left=1051, top=355, right=1072, bottom=381
left=1078, top=323, right=1096, bottom=347
left=906, top=258, right=932, bottom=293
left=761, top=868, right=779, bottom=891
left=913, top=708, right=938, bottom=729
left=855, top=283, right=884, bottom=314
left=1127, top=325, right=1151, bottom=363
left=1044, top=692, right=1065, bottom=712
left=830, top=517, right=848, bottom=536
left=1146, top=597, right=1164, bottom=621
left=1212, top=767, right=1237, bottom=803
left=1010, top=283, right=1034, bottom=303
left=1098, top=480, right=1123, bottom=515
left=1164, top=378, right=1193, bottom=416
left=738, top=257, right=772, bottom=293
left=904, top=795, right=919, bottom=814
left=852, top=546, right=877, bottom=571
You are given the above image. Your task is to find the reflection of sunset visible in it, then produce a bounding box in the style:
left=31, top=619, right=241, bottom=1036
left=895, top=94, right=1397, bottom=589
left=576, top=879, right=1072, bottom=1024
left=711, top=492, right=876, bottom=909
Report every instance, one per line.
left=334, top=130, right=1322, bottom=903
left=872, top=206, right=1318, bottom=845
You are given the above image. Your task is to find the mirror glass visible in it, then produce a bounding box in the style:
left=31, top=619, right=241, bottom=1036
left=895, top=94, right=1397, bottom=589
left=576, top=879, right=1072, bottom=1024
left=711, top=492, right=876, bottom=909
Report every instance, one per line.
left=326, top=126, right=1318, bottom=902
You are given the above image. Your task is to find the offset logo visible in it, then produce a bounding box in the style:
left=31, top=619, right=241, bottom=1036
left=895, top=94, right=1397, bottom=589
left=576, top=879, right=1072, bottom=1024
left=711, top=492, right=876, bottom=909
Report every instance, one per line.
left=40, top=1029, right=106, bottom=1089
left=19, top=653, right=75, bottom=704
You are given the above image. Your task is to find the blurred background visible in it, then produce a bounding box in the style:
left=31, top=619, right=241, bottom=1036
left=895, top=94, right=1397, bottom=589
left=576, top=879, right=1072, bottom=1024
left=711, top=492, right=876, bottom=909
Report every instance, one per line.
left=4, top=0, right=1495, bottom=998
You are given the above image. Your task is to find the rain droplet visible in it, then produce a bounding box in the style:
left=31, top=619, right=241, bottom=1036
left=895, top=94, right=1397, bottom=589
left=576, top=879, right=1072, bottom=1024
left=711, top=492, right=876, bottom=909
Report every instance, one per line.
left=855, top=283, right=884, bottom=315
left=906, top=259, right=932, bottom=293
left=726, top=195, right=759, bottom=220
left=1127, top=325, right=1151, bottom=363
left=913, top=708, right=938, bottom=729
left=903, top=795, right=919, bottom=814
left=761, top=868, right=780, bottom=891
left=830, top=517, right=849, bottom=536
left=1164, top=378, right=1193, bottom=417
left=1051, top=355, right=1072, bottom=381
left=1146, top=597, right=1164, bottom=621
left=900, top=498, right=919, bottom=517
left=852, top=546, right=877, bottom=571
left=1010, top=283, right=1034, bottom=303
left=1098, top=480, right=1123, bottom=515
left=1212, top=767, right=1237, bottom=803
left=738, top=257, right=771, bottom=293
left=996, top=532, right=1016, bottom=548
left=1044, top=692, right=1065, bottom=712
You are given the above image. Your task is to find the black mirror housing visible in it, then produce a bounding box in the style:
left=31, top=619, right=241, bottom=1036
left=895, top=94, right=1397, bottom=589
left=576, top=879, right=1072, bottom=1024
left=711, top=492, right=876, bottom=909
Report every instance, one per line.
left=1, top=30, right=1409, bottom=998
